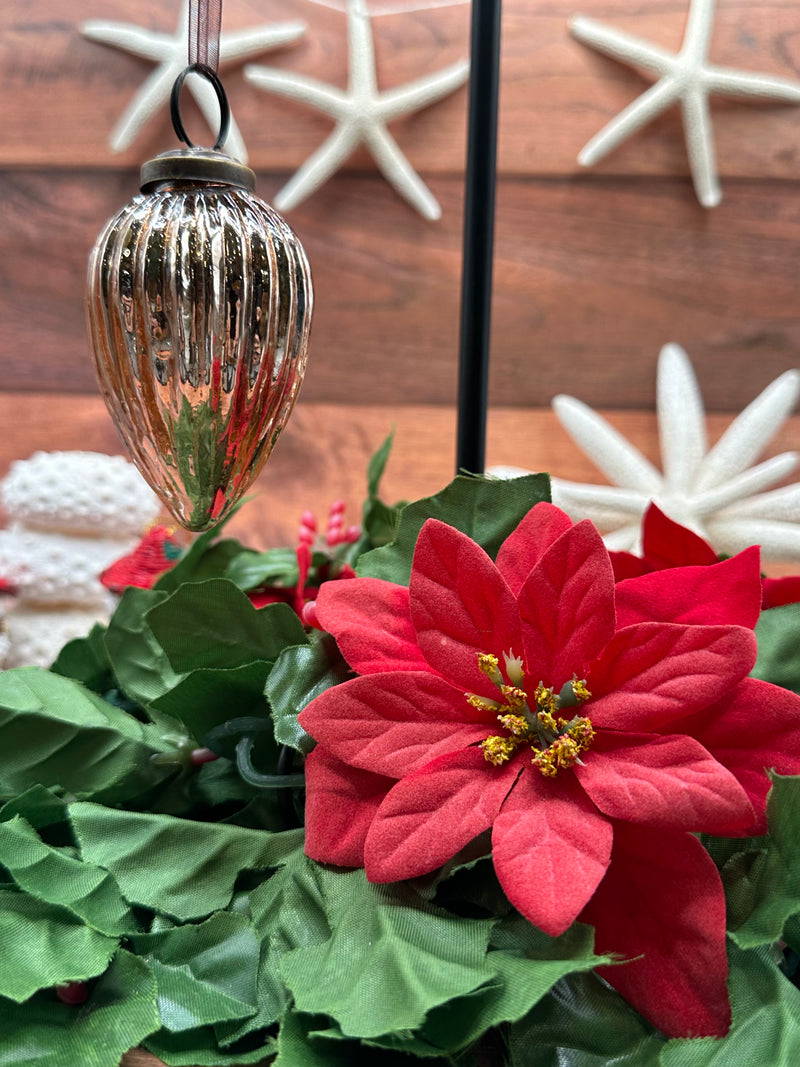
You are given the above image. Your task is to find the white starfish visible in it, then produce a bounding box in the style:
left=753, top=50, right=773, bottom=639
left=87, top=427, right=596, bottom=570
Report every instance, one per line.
left=244, top=0, right=469, bottom=219
left=491, top=344, right=800, bottom=561
left=570, top=0, right=800, bottom=207
left=82, top=1, right=306, bottom=162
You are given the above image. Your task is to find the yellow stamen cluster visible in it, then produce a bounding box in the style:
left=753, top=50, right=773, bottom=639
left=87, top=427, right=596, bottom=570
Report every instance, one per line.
left=471, top=652, right=596, bottom=778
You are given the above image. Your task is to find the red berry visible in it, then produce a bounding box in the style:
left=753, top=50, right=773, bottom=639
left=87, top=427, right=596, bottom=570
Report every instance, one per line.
left=56, top=981, right=89, bottom=1005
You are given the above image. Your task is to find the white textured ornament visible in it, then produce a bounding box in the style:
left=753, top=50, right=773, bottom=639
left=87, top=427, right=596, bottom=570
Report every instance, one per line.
left=82, top=0, right=306, bottom=162
left=244, top=0, right=469, bottom=219
left=490, top=344, right=800, bottom=561
left=1, top=451, right=160, bottom=537
left=570, top=0, right=800, bottom=207
left=2, top=607, right=112, bottom=670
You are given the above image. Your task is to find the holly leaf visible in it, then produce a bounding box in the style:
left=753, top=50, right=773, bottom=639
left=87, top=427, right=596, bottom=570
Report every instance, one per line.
left=660, top=943, right=800, bottom=1065
left=268, top=632, right=350, bottom=755
left=357, top=474, right=551, bottom=585
left=0, top=668, right=175, bottom=802
left=0, top=816, right=137, bottom=936
left=131, top=911, right=260, bottom=1032
left=0, top=949, right=159, bottom=1067
left=752, top=603, right=800, bottom=694
left=0, top=889, right=117, bottom=1001
left=151, top=661, right=273, bottom=742
left=507, top=970, right=664, bottom=1066
left=146, top=578, right=307, bottom=673
left=69, top=806, right=300, bottom=921
left=726, top=773, right=800, bottom=948
left=280, top=869, right=496, bottom=1038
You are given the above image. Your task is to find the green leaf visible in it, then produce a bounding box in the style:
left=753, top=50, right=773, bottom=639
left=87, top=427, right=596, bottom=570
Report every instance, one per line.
left=0, top=816, right=137, bottom=936
left=280, top=869, right=496, bottom=1039
left=268, top=632, right=350, bottom=754
left=145, top=1027, right=276, bottom=1066
left=507, top=970, right=663, bottom=1066
left=274, top=1009, right=433, bottom=1067
left=146, top=579, right=307, bottom=673
left=726, top=773, right=800, bottom=948
left=155, top=506, right=242, bottom=594
left=753, top=603, right=800, bottom=694
left=104, top=586, right=184, bottom=710
left=51, top=623, right=113, bottom=694
left=0, top=668, right=174, bottom=801
left=660, top=943, right=800, bottom=1066
left=415, top=919, right=609, bottom=1055
left=131, top=911, right=260, bottom=1032
left=367, top=430, right=394, bottom=499
left=0, top=889, right=117, bottom=1001
left=69, top=805, right=301, bottom=921
left=0, top=949, right=160, bottom=1067
left=0, top=784, right=70, bottom=832
left=225, top=547, right=300, bottom=591
left=151, top=661, right=273, bottom=742
left=357, top=474, right=551, bottom=585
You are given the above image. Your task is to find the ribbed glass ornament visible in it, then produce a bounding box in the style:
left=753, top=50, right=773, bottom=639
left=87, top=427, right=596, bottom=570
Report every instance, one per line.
left=87, top=150, right=313, bottom=532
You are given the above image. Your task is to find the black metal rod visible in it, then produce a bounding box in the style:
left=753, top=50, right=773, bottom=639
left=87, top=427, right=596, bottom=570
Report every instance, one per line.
left=455, top=0, right=502, bottom=476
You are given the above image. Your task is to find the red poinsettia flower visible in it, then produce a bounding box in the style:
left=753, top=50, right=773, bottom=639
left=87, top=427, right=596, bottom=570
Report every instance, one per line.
left=299, top=503, right=800, bottom=1039
left=100, top=525, right=182, bottom=593
left=611, top=502, right=800, bottom=610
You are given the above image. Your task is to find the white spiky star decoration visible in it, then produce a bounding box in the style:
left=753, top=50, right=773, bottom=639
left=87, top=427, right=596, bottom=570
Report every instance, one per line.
left=82, top=0, right=468, bottom=219
left=491, top=345, right=800, bottom=561
left=571, top=0, right=800, bottom=207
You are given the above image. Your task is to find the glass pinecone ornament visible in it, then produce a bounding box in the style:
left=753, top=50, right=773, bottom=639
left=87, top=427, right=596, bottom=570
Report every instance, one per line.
left=87, top=148, right=313, bottom=531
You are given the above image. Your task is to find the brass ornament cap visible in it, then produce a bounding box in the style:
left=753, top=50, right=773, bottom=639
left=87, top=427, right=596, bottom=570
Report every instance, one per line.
left=87, top=149, right=313, bottom=531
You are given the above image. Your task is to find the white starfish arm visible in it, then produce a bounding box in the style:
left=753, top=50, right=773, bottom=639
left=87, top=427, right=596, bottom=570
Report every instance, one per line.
left=681, top=0, right=716, bottom=62
left=364, top=125, right=441, bottom=220
left=577, top=77, right=681, bottom=166
left=693, top=453, right=800, bottom=517
left=487, top=465, right=535, bottom=480
left=602, top=525, right=646, bottom=552
left=680, top=87, right=720, bottom=207
left=705, top=65, right=800, bottom=102
left=244, top=65, right=349, bottom=117
left=715, top=483, right=800, bottom=522
left=377, top=60, right=470, bottom=122
left=190, top=78, right=248, bottom=162
left=696, top=370, right=800, bottom=492
left=219, top=22, right=307, bottom=63
left=348, top=0, right=378, bottom=99
left=551, top=478, right=649, bottom=516
left=273, top=124, right=361, bottom=212
left=657, top=343, right=709, bottom=495
left=569, top=16, right=677, bottom=77
left=705, top=518, right=800, bottom=561
left=108, top=63, right=181, bottom=153
left=81, top=21, right=173, bottom=62
left=552, top=395, right=663, bottom=494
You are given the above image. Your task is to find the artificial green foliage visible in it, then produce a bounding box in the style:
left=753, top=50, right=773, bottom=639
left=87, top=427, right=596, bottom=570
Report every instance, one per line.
left=356, top=473, right=551, bottom=584
left=267, top=631, right=350, bottom=754
left=51, top=622, right=114, bottom=693
left=151, top=661, right=274, bottom=742
left=103, top=585, right=183, bottom=711
left=753, top=603, right=800, bottom=694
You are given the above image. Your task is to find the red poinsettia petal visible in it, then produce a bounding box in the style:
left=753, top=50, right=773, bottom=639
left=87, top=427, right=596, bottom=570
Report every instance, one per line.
left=364, top=747, right=522, bottom=882
left=588, top=622, right=757, bottom=732
left=575, top=732, right=754, bottom=833
left=614, top=548, right=762, bottom=630
left=682, top=677, right=800, bottom=832
left=303, top=747, right=394, bottom=867
left=517, top=520, right=616, bottom=688
left=762, top=575, right=800, bottom=609
left=314, top=578, right=429, bottom=674
left=494, top=503, right=574, bottom=596
left=582, top=821, right=730, bottom=1038
left=609, top=551, right=653, bottom=582
left=641, top=503, right=719, bottom=569
left=491, top=767, right=612, bottom=937
left=409, top=520, right=522, bottom=696
left=298, top=671, right=491, bottom=778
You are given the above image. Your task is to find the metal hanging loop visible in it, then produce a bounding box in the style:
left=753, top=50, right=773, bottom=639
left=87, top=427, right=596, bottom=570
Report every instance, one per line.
left=170, top=63, right=231, bottom=150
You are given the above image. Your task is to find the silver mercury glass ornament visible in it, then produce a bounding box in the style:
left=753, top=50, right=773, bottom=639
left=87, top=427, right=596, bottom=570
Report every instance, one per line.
left=86, top=66, right=313, bottom=531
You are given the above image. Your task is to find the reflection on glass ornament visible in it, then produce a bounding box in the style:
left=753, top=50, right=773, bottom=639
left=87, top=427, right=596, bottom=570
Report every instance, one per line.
left=87, top=145, right=313, bottom=531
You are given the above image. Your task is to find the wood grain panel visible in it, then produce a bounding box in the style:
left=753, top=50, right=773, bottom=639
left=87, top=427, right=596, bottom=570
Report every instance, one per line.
left=3, top=0, right=800, bottom=179
left=2, top=170, right=799, bottom=410
left=0, top=393, right=797, bottom=573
